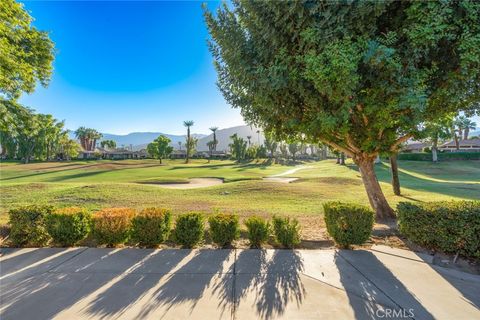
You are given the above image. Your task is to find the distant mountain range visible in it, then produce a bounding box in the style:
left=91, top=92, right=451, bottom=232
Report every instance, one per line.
left=69, top=125, right=265, bottom=151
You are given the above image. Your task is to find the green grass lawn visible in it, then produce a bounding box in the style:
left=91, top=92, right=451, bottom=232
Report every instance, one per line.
left=1, top=158, right=479, bottom=225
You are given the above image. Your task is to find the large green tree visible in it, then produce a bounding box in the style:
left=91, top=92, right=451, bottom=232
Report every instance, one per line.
left=205, top=1, right=480, bottom=220
left=147, top=135, right=173, bottom=164
left=0, top=0, right=54, bottom=100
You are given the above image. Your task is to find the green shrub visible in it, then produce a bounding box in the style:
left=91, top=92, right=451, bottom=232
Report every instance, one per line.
left=45, top=207, right=91, bottom=246
left=174, top=212, right=205, bottom=248
left=272, top=216, right=301, bottom=248
left=244, top=216, right=270, bottom=248
left=323, top=201, right=374, bottom=248
left=397, top=201, right=480, bottom=259
left=130, top=208, right=172, bottom=247
left=398, top=152, right=480, bottom=161
left=208, top=213, right=239, bottom=247
left=92, top=208, right=135, bottom=247
left=9, top=205, right=54, bottom=246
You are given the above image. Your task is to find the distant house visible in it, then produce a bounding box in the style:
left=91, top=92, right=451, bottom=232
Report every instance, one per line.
left=439, top=139, right=480, bottom=152
left=77, top=147, right=148, bottom=160
left=402, top=142, right=427, bottom=153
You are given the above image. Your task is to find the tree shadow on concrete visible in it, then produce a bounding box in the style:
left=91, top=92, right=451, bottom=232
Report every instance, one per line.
left=214, top=250, right=305, bottom=320
left=0, top=248, right=143, bottom=320
left=137, top=249, right=231, bottom=319
left=84, top=249, right=191, bottom=319
left=254, top=250, right=306, bottom=319
left=336, top=250, right=434, bottom=320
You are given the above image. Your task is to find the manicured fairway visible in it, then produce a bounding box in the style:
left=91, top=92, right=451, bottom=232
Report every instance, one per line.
left=1, top=159, right=479, bottom=226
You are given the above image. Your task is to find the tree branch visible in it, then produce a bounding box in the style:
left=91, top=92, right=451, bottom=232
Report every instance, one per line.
left=390, top=134, right=412, bottom=152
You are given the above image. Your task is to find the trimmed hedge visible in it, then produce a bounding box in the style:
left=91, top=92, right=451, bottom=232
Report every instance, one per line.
left=398, top=152, right=480, bottom=161
left=244, top=216, right=270, bottom=248
left=45, top=207, right=91, bottom=246
left=92, top=208, right=135, bottom=247
left=130, top=208, right=172, bottom=247
left=397, top=201, right=480, bottom=259
left=272, top=216, right=301, bottom=248
left=208, top=213, right=240, bottom=247
left=323, top=202, right=374, bottom=248
left=174, top=212, right=205, bottom=248
left=9, top=205, right=54, bottom=246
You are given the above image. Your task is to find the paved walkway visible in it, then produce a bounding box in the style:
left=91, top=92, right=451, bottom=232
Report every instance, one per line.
left=1, top=246, right=479, bottom=320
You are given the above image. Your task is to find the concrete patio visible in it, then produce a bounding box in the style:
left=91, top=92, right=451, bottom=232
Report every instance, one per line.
left=1, top=246, right=479, bottom=320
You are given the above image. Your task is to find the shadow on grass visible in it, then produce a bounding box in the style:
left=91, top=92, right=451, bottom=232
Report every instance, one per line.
left=344, top=162, right=480, bottom=200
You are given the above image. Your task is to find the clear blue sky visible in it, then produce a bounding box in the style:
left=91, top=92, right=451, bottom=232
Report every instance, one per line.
left=18, top=1, right=479, bottom=135
left=19, top=1, right=245, bottom=135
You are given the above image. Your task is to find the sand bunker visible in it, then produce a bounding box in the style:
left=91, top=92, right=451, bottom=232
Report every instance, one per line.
left=149, top=178, right=224, bottom=189
left=262, top=177, right=299, bottom=183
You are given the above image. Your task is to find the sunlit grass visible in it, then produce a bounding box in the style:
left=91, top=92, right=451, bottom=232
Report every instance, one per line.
left=1, top=159, right=479, bottom=224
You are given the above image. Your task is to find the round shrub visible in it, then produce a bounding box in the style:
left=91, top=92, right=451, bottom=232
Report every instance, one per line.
left=92, top=208, right=135, bottom=247
left=130, top=208, right=172, bottom=247
left=272, top=216, right=301, bottom=248
left=45, top=207, right=91, bottom=246
left=208, top=213, right=239, bottom=247
left=244, top=216, right=270, bottom=248
left=323, top=201, right=374, bottom=248
left=174, top=212, right=205, bottom=248
left=9, top=205, right=54, bottom=246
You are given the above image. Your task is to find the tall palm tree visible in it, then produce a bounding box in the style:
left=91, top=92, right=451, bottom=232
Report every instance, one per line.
left=183, top=120, right=194, bottom=163
left=178, top=141, right=182, bottom=150
left=247, top=135, right=252, bottom=147
left=91, top=130, right=102, bottom=151
left=74, top=127, right=88, bottom=150
left=256, top=130, right=260, bottom=144
left=209, top=127, right=218, bottom=151
left=462, top=118, right=476, bottom=140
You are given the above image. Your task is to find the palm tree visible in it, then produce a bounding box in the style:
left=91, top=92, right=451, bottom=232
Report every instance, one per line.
left=74, top=127, right=88, bottom=150
left=256, top=130, right=260, bottom=144
left=178, top=141, right=182, bottom=150
left=91, top=130, right=102, bottom=151
left=247, top=135, right=252, bottom=147
left=183, top=120, right=194, bottom=163
left=209, top=127, right=219, bottom=151
left=462, top=118, right=476, bottom=140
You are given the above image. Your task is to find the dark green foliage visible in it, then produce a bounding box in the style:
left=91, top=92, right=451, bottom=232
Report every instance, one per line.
left=272, top=216, right=301, bottom=248
left=45, top=207, right=91, bottom=246
left=398, top=152, right=480, bottom=161
left=174, top=212, right=205, bottom=248
left=204, top=1, right=480, bottom=220
left=323, top=202, right=374, bottom=248
left=8, top=205, right=54, bottom=246
left=130, top=208, right=172, bottom=247
left=92, top=208, right=135, bottom=247
left=397, top=201, right=480, bottom=259
left=244, top=216, right=270, bottom=248
left=208, top=213, right=240, bottom=247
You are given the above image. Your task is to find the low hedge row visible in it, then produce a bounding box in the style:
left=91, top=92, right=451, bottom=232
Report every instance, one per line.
left=8, top=206, right=301, bottom=249
left=397, top=201, right=480, bottom=259
left=398, top=152, right=480, bottom=161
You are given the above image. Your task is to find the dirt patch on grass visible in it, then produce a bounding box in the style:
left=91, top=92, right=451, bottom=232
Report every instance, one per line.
left=145, top=178, right=224, bottom=189
left=300, top=177, right=362, bottom=185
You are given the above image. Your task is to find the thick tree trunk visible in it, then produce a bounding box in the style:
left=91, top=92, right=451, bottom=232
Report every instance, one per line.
left=464, top=128, right=469, bottom=140
left=452, top=129, right=460, bottom=150
left=432, top=137, right=438, bottom=162
left=389, top=153, right=401, bottom=196
left=357, top=158, right=395, bottom=221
